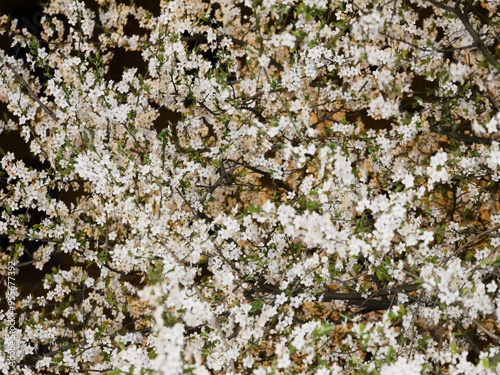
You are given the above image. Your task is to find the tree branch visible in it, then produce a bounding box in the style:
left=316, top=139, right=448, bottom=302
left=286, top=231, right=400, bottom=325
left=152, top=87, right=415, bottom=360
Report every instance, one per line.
left=455, top=5, right=500, bottom=71
left=2, top=60, right=58, bottom=122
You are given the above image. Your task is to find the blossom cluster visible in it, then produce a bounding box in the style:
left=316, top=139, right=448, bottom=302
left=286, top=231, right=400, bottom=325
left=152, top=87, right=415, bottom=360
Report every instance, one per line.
left=0, top=0, right=500, bottom=374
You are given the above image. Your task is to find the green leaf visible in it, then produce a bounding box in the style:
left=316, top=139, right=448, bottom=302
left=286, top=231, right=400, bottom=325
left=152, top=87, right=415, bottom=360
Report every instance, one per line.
left=483, top=358, right=489, bottom=369
left=250, top=299, right=264, bottom=313
left=312, top=322, right=334, bottom=338
left=488, top=352, right=500, bottom=367
left=451, top=342, right=458, bottom=353
left=437, top=70, right=449, bottom=83
left=306, top=200, right=320, bottom=211
left=245, top=205, right=261, bottom=214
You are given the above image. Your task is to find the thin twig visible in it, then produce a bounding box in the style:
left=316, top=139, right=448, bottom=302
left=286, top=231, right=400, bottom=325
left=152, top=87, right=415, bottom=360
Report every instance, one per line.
left=473, top=319, right=500, bottom=342
left=454, top=320, right=481, bottom=355
left=161, top=242, right=237, bottom=373
left=441, top=225, right=500, bottom=266
left=2, top=60, right=58, bottom=122
left=454, top=4, right=500, bottom=71
left=174, top=187, right=242, bottom=275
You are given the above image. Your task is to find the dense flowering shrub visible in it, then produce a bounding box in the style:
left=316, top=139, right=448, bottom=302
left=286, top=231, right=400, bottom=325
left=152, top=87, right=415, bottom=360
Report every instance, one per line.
left=1, top=0, right=500, bottom=373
